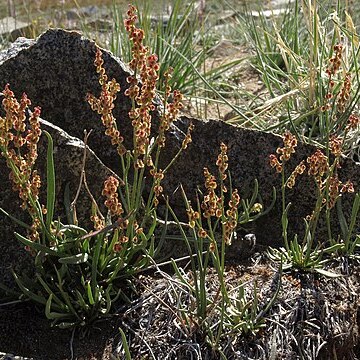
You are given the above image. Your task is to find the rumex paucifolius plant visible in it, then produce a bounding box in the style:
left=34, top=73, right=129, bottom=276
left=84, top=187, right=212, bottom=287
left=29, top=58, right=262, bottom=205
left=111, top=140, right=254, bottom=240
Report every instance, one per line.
left=168, top=142, right=273, bottom=350
left=268, top=111, right=359, bottom=272
left=0, top=4, right=191, bottom=328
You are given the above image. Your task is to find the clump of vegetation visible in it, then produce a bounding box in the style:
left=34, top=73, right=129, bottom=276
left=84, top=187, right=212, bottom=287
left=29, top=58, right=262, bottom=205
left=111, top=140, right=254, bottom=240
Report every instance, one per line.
left=0, top=4, right=190, bottom=328
left=268, top=127, right=359, bottom=273
left=237, top=0, right=360, bottom=150
left=168, top=143, right=271, bottom=353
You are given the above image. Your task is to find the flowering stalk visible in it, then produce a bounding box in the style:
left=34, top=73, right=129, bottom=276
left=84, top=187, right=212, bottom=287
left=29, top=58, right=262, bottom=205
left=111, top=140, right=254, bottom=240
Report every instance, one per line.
left=124, top=5, right=159, bottom=218
left=85, top=4, right=194, bottom=296
left=0, top=85, right=46, bottom=247
left=269, top=131, right=298, bottom=251
left=123, top=5, right=190, bottom=214
left=319, top=46, right=359, bottom=242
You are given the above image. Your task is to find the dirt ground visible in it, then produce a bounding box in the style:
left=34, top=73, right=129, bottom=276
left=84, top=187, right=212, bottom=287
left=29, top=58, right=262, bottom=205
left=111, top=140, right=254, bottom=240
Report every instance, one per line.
left=1, top=253, right=359, bottom=359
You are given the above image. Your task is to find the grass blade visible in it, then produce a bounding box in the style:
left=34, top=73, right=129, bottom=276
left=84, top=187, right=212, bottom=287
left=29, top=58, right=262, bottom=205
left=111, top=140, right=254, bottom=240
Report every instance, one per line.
left=119, top=327, right=132, bottom=360
left=44, top=130, right=55, bottom=228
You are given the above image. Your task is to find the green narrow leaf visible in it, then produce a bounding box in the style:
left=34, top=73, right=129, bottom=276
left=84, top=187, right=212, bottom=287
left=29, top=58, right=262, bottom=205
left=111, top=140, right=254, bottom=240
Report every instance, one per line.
left=346, top=193, right=360, bottom=245
left=256, top=256, right=282, bottom=322
left=107, top=230, right=119, bottom=257
left=323, top=243, right=344, bottom=254
left=171, top=259, right=192, bottom=289
left=52, top=266, right=79, bottom=318
left=281, top=203, right=291, bottom=251
left=146, top=213, right=157, bottom=239
left=60, top=224, right=88, bottom=235
left=45, top=294, right=72, bottom=320
left=250, top=186, right=276, bottom=222
left=83, top=238, right=90, bottom=253
left=64, top=183, right=74, bottom=224
left=119, top=327, right=132, bottom=360
left=58, top=321, right=78, bottom=329
left=336, top=198, right=349, bottom=239
left=35, top=273, right=66, bottom=309
left=87, top=282, right=95, bottom=305
left=154, top=207, right=169, bottom=258
left=148, top=235, right=155, bottom=258
left=104, top=285, right=113, bottom=314
left=14, top=232, right=59, bottom=256
left=0, top=207, right=31, bottom=229
left=91, top=235, right=102, bottom=294
left=58, top=252, right=89, bottom=264
left=12, top=270, right=48, bottom=306
left=248, top=179, right=259, bottom=208
left=75, top=289, right=89, bottom=310
left=44, top=130, right=55, bottom=228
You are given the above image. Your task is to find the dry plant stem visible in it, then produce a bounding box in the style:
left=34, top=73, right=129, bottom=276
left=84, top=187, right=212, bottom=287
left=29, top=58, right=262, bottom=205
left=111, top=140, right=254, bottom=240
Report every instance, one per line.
left=70, top=129, right=93, bottom=221
left=141, top=251, right=208, bottom=274
left=120, top=320, right=157, bottom=359
left=80, top=210, right=135, bottom=241
left=136, top=276, right=186, bottom=330
left=83, top=172, right=104, bottom=222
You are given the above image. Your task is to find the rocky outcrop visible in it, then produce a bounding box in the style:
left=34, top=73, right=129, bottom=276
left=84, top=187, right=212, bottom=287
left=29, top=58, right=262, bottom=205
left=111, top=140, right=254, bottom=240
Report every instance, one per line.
left=0, top=29, right=359, bottom=287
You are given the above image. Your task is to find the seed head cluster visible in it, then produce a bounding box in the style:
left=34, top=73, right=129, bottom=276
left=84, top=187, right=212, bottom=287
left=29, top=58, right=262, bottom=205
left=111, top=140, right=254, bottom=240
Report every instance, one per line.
left=337, top=73, right=351, bottom=114
left=346, top=113, right=360, bottom=132
left=327, top=175, right=354, bottom=209
left=86, top=48, right=126, bottom=156
left=326, top=43, right=343, bottom=77
left=187, top=206, right=200, bottom=229
left=201, top=167, right=222, bottom=219
left=322, top=43, right=344, bottom=112
left=270, top=128, right=355, bottom=211
left=223, top=189, right=240, bottom=245
left=102, top=176, right=124, bottom=217
left=306, top=149, right=329, bottom=185
left=150, top=168, right=164, bottom=206
left=0, top=85, right=44, bottom=245
left=90, top=214, right=105, bottom=231
left=113, top=219, right=132, bottom=253
left=329, top=135, right=343, bottom=158
left=216, top=142, right=228, bottom=181
left=158, top=69, right=184, bottom=148
left=269, top=131, right=297, bottom=173
left=113, top=233, right=130, bottom=253
left=186, top=144, right=242, bottom=248
left=124, top=5, right=160, bottom=165
left=287, top=160, right=306, bottom=189
left=182, top=122, right=194, bottom=150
